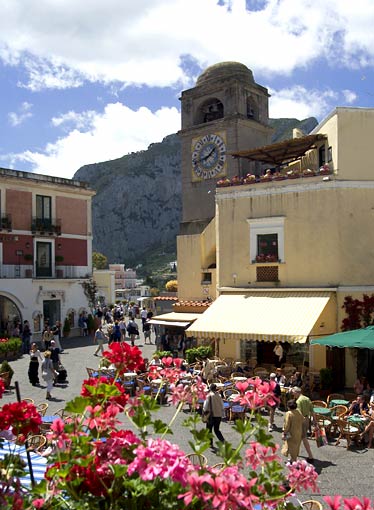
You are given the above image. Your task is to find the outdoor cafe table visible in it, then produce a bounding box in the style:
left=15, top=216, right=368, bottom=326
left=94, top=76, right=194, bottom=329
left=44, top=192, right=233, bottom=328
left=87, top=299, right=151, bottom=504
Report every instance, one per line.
left=232, top=376, right=247, bottom=382
left=347, top=415, right=369, bottom=430
left=0, top=440, right=47, bottom=487
left=42, top=415, right=59, bottom=423
left=313, top=407, right=331, bottom=416
left=329, top=399, right=350, bottom=407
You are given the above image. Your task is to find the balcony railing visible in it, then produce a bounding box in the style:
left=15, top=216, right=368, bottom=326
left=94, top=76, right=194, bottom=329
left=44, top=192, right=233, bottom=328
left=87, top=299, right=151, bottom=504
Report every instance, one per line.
left=31, top=217, right=61, bottom=235
left=0, top=265, right=89, bottom=279
left=1, top=214, right=12, bottom=231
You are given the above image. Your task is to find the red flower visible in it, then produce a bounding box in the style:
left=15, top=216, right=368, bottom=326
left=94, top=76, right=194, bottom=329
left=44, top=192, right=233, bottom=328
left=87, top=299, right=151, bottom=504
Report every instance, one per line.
left=0, top=378, right=5, bottom=399
left=102, top=342, right=143, bottom=374
left=81, top=376, right=129, bottom=409
left=0, top=401, right=42, bottom=436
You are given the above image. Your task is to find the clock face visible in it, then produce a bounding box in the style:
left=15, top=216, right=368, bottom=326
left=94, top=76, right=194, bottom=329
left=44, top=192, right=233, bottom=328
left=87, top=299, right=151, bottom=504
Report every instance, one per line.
left=191, top=132, right=226, bottom=181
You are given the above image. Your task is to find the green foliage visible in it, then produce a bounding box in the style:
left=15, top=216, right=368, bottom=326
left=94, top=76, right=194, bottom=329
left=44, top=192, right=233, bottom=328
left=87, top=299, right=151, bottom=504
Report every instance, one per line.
left=320, top=367, right=333, bottom=389
left=92, top=251, right=108, bottom=270
left=81, top=279, right=98, bottom=308
left=0, top=359, right=15, bottom=378
left=185, top=346, right=213, bottom=364
left=0, top=337, right=21, bottom=355
left=87, top=314, right=96, bottom=333
left=155, top=351, right=173, bottom=358
left=63, top=317, right=71, bottom=337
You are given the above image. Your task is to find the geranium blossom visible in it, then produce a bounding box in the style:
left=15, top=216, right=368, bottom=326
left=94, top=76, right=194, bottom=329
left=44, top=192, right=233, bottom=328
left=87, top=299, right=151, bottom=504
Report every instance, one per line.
left=233, top=377, right=279, bottom=409
left=286, top=459, right=319, bottom=493
left=127, top=438, right=190, bottom=485
left=102, top=341, right=143, bottom=373
left=0, top=378, right=5, bottom=398
left=245, top=442, right=280, bottom=470
left=0, top=401, right=42, bottom=436
left=81, top=376, right=129, bottom=409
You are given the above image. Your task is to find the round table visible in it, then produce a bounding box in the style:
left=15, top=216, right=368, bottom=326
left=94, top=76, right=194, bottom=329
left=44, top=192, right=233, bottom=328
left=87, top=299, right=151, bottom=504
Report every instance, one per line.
left=232, top=377, right=247, bottom=382
left=313, top=407, right=331, bottom=416
left=329, top=399, right=350, bottom=408
left=347, top=415, right=368, bottom=431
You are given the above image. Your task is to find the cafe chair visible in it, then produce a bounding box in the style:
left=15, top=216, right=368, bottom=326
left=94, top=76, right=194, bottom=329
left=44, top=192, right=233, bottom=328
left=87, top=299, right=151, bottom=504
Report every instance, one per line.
left=36, top=403, right=49, bottom=416
left=211, top=462, right=225, bottom=471
left=301, top=500, right=323, bottom=510
left=86, top=367, right=97, bottom=378
left=185, top=453, right=207, bottom=467
left=23, top=398, right=35, bottom=405
left=314, top=413, right=332, bottom=437
left=230, top=404, right=247, bottom=422
left=27, top=434, right=47, bottom=452
left=335, top=418, right=361, bottom=449
left=0, top=372, right=11, bottom=389
left=311, top=400, right=327, bottom=408
left=329, top=405, right=348, bottom=436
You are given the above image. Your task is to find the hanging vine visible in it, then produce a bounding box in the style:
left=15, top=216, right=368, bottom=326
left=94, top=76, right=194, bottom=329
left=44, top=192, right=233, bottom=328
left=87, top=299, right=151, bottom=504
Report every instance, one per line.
left=341, top=294, right=374, bottom=330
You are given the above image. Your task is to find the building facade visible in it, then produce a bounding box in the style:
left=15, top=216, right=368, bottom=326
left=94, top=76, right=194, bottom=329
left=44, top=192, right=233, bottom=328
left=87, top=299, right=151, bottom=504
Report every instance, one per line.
left=178, top=65, right=374, bottom=388
left=0, top=168, right=95, bottom=339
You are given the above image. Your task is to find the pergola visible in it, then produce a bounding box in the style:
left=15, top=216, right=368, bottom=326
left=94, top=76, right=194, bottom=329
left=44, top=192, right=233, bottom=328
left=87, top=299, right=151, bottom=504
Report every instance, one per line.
left=230, top=134, right=326, bottom=166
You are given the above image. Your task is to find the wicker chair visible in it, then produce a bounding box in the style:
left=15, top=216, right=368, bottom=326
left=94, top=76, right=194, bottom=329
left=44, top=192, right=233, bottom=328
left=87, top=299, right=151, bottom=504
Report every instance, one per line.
left=86, top=367, right=97, bottom=377
left=36, top=403, right=49, bottom=416
left=27, top=434, right=47, bottom=452
left=185, top=453, right=207, bottom=467
left=301, top=501, right=323, bottom=510
left=330, top=405, right=348, bottom=436
left=311, top=400, right=327, bottom=408
left=22, top=398, right=35, bottom=405
left=335, top=418, right=361, bottom=449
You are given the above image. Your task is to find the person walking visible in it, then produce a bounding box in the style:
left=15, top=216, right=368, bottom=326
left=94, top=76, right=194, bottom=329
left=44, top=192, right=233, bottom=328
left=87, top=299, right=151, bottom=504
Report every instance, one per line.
left=203, top=383, right=225, bottom=448
left=126, top=317, right=139, bottom=347
left=22, top=320, right=32, bottom=354
left=119, top=318, right=127, bottom=341
left=41, top=350, right=59, bottom=400
left=281, top=399, right=304, bottom=462
left=93, top=325, right=108, bottom=356
left=291, top=387, right=316, bottom=464
left=140, top=307, right=148, bottom=327
left=143, top=319, right=152, bottom=344
left=28, top=342, right=43, bottom=386
left=42, top=325, right=54, bottom=351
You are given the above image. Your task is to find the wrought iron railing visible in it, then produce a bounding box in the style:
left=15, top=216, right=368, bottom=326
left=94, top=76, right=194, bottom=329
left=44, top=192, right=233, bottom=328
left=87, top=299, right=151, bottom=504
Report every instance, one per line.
left=31, top=217, right=61, bottom=235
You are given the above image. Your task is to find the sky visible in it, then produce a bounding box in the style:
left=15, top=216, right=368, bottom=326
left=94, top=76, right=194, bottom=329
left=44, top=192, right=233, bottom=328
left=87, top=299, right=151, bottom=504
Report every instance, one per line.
left=0, top=0, right=373, bottom=179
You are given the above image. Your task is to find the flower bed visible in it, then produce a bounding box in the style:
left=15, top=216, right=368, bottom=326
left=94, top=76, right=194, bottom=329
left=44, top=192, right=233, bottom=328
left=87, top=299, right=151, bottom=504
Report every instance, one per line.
left=0, top=337, right=22, bottom=361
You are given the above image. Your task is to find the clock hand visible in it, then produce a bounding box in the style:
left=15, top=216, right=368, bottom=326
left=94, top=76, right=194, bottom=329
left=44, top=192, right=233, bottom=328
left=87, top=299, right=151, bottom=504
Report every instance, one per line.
left=201, top=147, right=216, bottom=161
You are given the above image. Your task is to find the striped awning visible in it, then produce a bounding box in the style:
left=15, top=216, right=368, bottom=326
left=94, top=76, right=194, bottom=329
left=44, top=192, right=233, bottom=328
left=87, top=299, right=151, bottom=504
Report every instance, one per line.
left=185, top=291, right=332, bottom=343
left=148, top=312, right=202, bottom=328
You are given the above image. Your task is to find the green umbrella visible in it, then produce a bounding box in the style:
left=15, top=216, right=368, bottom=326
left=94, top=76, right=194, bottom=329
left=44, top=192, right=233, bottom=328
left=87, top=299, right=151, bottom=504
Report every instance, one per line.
left=311, top=326, right=374, bottom=349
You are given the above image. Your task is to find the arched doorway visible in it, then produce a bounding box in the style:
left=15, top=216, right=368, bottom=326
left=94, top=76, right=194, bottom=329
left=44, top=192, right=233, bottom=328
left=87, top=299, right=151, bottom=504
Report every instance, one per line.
left=0, top=295, right=22, bottom=337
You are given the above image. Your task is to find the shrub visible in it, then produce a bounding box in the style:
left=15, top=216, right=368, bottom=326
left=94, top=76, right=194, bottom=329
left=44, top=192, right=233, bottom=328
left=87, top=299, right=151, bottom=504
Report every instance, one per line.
left=0, top=359, right=14, bottom=378
left=155, top=350, right=173, bottom=358
left=63, top=317, right=71, bottom=337
left=0, top=337, right=22, bottom=355
left=185, top=346, right=212, bottom=364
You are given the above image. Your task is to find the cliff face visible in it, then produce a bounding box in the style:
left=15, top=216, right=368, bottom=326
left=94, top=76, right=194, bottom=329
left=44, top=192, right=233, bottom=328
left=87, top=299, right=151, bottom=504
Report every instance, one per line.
left=74, top=118, right=318, bottom=264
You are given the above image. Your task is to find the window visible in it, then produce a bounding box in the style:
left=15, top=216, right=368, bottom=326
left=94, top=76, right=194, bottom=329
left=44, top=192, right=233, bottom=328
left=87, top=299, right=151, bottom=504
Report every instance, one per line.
left=201, top=272, right=212, bottom=284
left=257, top=233, right=278, bottom=262
left=247, top=217, right=285, bottom=263
left=36, top=195, right=52, bottom=229
left=36, top=241, right=52, bottom=277
left=328, top=146, right=332, bottom=162
left=318, top=145, right=326, bottom=167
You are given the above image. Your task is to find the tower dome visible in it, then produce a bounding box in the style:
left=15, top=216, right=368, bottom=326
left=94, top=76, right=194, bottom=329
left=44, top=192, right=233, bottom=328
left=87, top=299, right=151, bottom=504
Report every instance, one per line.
left=196, top=61, right=254, bottom=86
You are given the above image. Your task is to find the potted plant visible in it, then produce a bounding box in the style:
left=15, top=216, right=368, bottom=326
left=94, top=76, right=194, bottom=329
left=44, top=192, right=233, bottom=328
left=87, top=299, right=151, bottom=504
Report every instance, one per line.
left=24, top=253, right=33, bottom=264
left=0, top=359, right=14, bottom=387
left=319, top=367, right=333, bottom=398
left=55, top=255, right=64, bottom=265
left=63, top=317, right=71, bottom=338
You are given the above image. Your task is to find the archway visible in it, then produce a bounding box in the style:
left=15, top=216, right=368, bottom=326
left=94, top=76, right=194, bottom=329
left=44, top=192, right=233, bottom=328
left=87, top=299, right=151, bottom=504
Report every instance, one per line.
left=0, top=295, right=22, bottom=337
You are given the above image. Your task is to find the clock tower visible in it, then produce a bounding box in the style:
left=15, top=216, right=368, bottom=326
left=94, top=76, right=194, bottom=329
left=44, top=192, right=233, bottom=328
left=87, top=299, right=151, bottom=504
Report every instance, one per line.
left=179, top=61, right=273, bottom=234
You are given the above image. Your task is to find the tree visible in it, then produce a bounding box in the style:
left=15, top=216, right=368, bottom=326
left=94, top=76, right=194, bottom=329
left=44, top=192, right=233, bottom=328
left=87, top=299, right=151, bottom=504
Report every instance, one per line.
left=92, top=251, right=108, bottom=270
left=150, top=287, right=159, bottom=297
left=81, top=279, right=98, bottom=308
left=165, top=280, right=178, bottom=292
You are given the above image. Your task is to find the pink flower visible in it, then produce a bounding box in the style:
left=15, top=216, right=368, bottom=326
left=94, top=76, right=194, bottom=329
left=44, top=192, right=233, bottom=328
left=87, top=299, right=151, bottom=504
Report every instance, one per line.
left=245, top=442, right=280, bottom=470
left=286, top=459, right=319, bottom=493
left=32, top=498, right=46, bottom=508
left=127, top=438, right=189, bottom=485
left=343, top=497, right=372, bottom=510
left=324, top=496, right=342, bottom=510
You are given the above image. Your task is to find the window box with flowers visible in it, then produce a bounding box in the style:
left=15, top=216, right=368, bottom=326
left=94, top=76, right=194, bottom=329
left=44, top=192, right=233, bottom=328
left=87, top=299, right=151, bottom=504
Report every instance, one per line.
left=254, top=254, right=280, bottom=263
left=302, top=169, right=316, bottom=177
left=260, top=169, right=273, bottom=182
left=230, top=175, right=242, bottom=186
left=286, top=170, right=300, bottom=179
left=216, top=178, right=231, bottom=187
left=24, top=253, right=33, bottom=264
left=243, top=173, right=256, bottom=184
left=272, top=172, right=286, bottom=181
left=319, top=163, right=331, bottom=175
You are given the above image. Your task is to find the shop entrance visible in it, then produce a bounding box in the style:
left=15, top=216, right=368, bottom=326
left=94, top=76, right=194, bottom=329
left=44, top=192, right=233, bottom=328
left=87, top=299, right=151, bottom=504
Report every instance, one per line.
left=43, top=300, right=61, bottom=328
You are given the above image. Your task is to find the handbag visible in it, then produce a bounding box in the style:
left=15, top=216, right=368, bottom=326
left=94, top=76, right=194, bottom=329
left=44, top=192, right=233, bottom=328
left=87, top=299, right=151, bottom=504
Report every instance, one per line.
left=315, top=425, right=328, bottom=447
left=202, top=396, right=212, bottom=423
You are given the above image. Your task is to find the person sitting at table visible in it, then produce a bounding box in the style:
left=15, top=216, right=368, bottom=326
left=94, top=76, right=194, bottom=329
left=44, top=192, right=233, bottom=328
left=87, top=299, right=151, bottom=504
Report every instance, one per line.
left=348, top=394, right=369, bottom=416
left=274, top=367, right=286, bottom=386
left=359, top=404, right=374, bottom=448
left=353, top=377, right=365, bottom=395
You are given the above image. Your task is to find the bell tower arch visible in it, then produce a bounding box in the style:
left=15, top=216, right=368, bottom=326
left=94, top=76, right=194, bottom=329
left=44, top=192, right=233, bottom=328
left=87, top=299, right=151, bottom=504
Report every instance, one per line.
left=179, top=61, right=273, bottom=234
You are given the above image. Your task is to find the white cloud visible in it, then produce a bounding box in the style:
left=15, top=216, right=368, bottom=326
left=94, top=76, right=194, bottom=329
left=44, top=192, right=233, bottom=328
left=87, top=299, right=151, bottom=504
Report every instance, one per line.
left=342, top=89, right=357, bottom=104
left=0, top=0, right=373, bottom=90
left=8, top=101, right=33, bottom=126
left=10, top=102, right=180, bottom=178
left=269, top=86, right=338, bottom=119
left=51, top=110, right=97, bottom=131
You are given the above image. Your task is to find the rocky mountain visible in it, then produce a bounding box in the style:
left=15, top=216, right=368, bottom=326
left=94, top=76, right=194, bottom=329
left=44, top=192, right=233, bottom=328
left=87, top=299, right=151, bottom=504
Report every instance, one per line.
left=74, top=117, right=318, bottom=268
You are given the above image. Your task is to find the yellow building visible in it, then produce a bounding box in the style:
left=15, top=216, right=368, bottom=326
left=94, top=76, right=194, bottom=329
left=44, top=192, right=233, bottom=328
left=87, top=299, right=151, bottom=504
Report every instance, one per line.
left=178, top=98, right=374, bottom=388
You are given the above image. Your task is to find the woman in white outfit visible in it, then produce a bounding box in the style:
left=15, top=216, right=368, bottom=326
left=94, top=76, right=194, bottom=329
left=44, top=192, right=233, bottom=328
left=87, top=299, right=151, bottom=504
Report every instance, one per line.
left=42, top=350, right=58, bottom=400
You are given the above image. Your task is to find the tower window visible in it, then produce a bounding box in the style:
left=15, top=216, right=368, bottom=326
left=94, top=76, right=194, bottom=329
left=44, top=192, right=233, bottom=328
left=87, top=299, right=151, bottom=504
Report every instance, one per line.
left=197, top=98, right=224, bottom=124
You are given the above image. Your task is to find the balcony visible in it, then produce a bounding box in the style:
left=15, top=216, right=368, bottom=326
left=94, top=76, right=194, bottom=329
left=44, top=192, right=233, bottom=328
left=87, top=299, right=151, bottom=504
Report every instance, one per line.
left=31, top=217, right=61, bottom=236
left=1, top=214, right=12, bottom=231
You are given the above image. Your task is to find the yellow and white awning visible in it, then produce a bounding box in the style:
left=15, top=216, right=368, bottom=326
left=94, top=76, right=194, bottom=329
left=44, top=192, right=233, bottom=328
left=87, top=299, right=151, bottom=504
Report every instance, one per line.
left=148, top=312, right=202, bottom=328
left=185, top=291, right=333, bottom=343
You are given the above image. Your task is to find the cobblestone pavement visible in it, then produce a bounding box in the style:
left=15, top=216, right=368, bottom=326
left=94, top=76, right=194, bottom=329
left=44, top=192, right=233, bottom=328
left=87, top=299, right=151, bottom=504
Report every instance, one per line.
left=2, top=321, right=373, bottom=501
